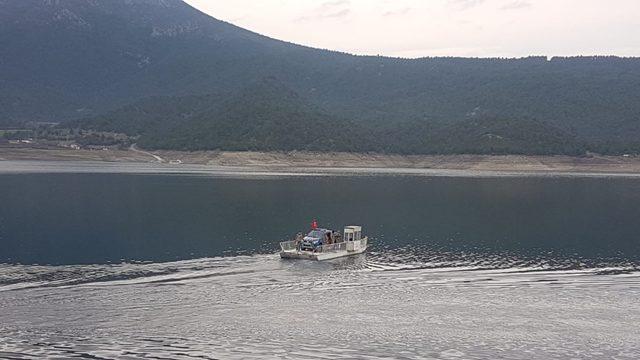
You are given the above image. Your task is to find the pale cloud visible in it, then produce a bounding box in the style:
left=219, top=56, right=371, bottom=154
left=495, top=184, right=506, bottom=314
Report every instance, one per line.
left=320, top=0, right=350, bottom=7
left=184, top=0, right=640, bottom=58
left=501, top=0, right=532, bottom=10
left=383, top=7, right=412, bottom=17
left=295, top=0, right=351, bottom=22
left=448, top=0, right=486, bottom=10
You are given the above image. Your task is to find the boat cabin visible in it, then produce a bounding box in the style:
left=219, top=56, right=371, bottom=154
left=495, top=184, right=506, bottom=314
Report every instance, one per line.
left=343, top=226, right=362, bottom=242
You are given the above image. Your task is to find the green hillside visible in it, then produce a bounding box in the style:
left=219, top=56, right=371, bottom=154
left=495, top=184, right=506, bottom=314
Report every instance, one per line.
left=3, top=0, right=640, bottom=154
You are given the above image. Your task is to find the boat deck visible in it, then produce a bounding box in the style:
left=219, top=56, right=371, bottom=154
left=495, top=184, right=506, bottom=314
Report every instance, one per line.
left=279, top=237, right=368, bottom=261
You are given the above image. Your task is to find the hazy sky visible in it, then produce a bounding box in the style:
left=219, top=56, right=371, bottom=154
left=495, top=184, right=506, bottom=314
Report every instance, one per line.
left=184, top=0, right=640, bottom=58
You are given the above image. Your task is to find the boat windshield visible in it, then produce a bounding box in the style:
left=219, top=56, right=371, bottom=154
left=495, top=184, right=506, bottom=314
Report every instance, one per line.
left=307, top=230, right=324, bottom=238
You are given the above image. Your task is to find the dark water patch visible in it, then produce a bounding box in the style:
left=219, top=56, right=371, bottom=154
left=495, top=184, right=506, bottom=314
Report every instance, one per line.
left=0, top=256, right=268, bottom=291
left=146, top=268, right=261, bottom=285
left=0, top=355, right=30, bottom=360
left=2, top=174, right=640, bottom=266
left=594, top=268, right=638, bottom=275
left=0, top=264, right=179, bottom=291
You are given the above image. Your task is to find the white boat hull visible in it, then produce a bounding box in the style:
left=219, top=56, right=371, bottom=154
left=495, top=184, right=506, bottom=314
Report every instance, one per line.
left=280, top=237, right=368, bottom=261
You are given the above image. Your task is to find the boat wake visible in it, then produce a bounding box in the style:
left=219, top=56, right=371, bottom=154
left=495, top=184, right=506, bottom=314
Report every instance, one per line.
left=2, top=245, right=639, bottom=293
left=2, top=248, right=640, bottom=359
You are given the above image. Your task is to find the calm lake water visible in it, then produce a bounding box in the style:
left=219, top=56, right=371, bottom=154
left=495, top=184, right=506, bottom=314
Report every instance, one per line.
left=1, top=172, right=640, bottom=359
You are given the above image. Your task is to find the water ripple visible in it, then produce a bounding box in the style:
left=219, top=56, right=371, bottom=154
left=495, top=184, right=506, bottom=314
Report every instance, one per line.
left=1, top=250, right=640, bottom=359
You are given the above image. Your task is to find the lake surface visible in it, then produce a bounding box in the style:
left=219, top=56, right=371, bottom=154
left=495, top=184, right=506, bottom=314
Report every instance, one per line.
left=1, top=172, right=640, bottom=359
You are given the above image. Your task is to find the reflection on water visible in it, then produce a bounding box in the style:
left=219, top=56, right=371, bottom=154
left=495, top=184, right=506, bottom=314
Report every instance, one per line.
left=1, top=174, right=640, bottom=358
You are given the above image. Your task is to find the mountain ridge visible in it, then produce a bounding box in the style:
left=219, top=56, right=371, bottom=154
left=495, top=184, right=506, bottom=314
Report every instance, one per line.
left=2, top=0, right=640, bottom=154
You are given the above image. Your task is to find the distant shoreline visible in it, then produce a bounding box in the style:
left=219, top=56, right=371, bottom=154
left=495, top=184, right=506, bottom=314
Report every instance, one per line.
left=2, top=147, right=640, bottom=177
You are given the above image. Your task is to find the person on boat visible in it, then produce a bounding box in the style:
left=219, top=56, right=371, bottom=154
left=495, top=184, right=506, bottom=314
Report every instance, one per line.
left=294, top=232, right=303, bottom=250
left=326, top=231, right=333, bottom=245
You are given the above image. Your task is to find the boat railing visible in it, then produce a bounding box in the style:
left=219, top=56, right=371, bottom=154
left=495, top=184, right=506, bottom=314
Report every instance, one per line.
left=281, top=237, right=368, bottom=253
left=280, top=240, right=298, bottom=252
left=319, top=238, right=368, bottom=253
left=319, top=241, right=348, bottom=253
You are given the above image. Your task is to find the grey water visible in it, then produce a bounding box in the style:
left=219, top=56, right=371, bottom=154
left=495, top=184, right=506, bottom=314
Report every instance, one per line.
left=1, top=173, right=639, bottom=359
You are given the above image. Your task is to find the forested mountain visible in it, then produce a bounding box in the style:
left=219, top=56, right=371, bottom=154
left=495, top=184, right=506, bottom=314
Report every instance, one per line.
left=75, top=78, right=586, bottom=155
left=77, top=78, right=359, bottom=152
left=2, top=0, right=640, bottom=154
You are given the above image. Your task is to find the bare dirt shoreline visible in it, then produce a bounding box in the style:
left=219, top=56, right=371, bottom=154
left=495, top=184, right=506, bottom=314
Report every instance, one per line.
left=2, top=147, right=640, bottom=177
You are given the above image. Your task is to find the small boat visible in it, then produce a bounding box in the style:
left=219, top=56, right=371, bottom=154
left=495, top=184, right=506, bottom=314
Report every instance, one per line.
left=279, top=222, right=368, bottom=261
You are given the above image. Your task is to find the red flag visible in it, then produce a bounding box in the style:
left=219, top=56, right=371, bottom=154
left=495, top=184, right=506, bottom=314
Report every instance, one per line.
left=311, top=219, right=318, bottom=229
